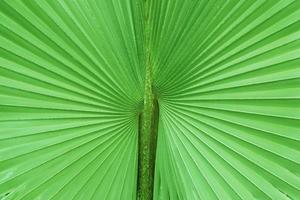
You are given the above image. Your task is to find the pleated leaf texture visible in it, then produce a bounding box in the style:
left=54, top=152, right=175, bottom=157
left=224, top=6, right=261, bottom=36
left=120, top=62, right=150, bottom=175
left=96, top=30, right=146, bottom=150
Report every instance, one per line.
left=1, top=0, right=300, bottom=199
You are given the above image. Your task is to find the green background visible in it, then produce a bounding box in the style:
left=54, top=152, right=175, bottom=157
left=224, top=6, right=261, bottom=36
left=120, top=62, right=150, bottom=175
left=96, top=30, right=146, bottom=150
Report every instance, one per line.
left=0, top=0, right=300, bottom=199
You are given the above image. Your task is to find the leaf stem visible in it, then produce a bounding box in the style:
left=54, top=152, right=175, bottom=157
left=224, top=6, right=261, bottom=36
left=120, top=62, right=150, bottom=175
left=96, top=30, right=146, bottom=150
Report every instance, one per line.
left=137, top=0, right=158, bottom=199
left=137, top=96, right=159, bottom=200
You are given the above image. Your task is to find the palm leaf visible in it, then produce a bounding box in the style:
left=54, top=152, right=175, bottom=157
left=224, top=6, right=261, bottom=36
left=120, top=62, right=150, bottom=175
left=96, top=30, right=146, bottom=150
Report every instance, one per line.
left=0, top=0, right=299, bottom=199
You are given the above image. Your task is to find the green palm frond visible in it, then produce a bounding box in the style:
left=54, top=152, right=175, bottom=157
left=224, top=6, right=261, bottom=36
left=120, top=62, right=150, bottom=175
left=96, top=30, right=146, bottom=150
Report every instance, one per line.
left=0, top=0, right=300, bottom=200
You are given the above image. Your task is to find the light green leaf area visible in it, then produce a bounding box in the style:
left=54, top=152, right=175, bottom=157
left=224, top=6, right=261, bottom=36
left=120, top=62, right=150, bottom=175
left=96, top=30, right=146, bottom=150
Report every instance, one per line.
left=0, top=0, right=300, bottom=200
